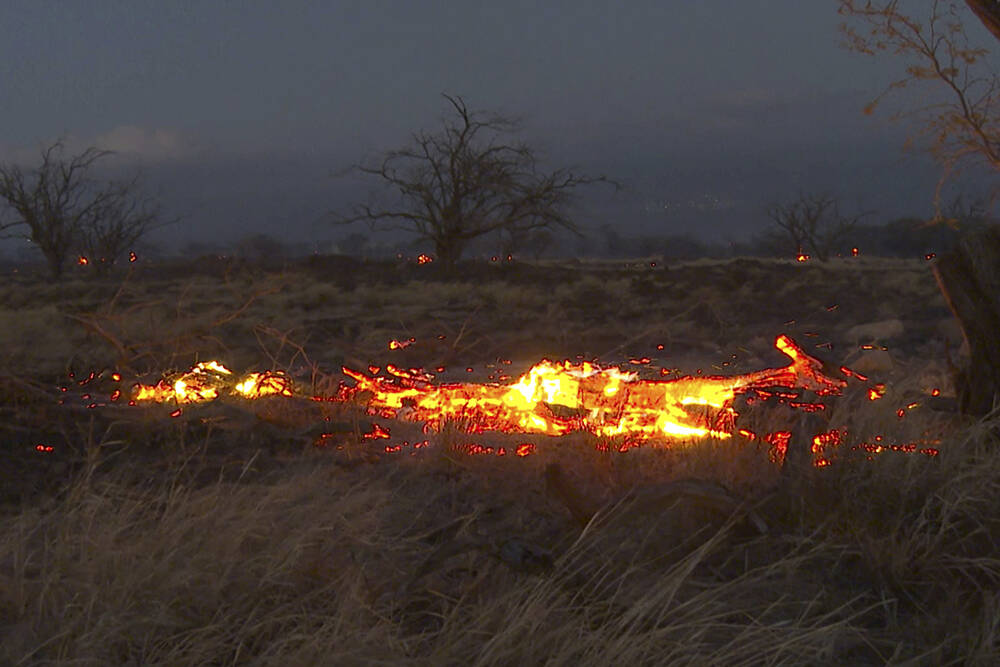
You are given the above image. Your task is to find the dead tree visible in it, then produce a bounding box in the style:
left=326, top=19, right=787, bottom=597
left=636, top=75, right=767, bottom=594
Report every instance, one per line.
left=76, top=176, right=164, bottom=275
left=337, top=94, right=615, bottom=268
left=933, top=227, right=1000, bottom=414
left=0, top=141, right=165, bottom=279
left=766, top=193, right=864, bottom=261
left=841, top=1, right=1000, bottom=414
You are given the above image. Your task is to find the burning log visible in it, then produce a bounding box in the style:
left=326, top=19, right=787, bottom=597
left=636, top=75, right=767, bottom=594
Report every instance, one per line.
left=133, top=362, right=293, bottom=403
left=932, top=225, right=1000, bottom=415
left=339, top=335, right=846, bottom=445
left=125, top=335, right=851, bottom=460
left=69, top=331, right=944, bottom=467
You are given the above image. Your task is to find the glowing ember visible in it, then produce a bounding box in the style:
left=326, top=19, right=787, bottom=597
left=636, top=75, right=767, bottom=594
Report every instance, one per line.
left=515, top=443, right=535, bottom=457
left=120, top=335, right=939, bottom=465
left=233, top=371, right=294, bottom=399
left=131, top=362, right=289, bottom=402
left=388, top=338, right=415, bottom=350
left=339, top=335, right=846, bottom=443
left=130, top=336, right=847, bottom=446
left=133, top=360, right=233, bottom=403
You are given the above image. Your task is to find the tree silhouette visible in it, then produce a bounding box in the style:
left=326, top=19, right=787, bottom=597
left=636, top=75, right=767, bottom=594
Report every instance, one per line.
left=0, top=141, right=165, bottom=279
left=339, top=94, right=615, bottom=268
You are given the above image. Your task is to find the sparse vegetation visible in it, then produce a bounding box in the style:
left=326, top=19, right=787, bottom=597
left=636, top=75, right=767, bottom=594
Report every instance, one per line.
left=840, top=0, right=1000, bottom=203
left=766, top=192, right=869, bottom=262
left=337, top=94, right=615, bottom=269
left=0, top=141, right=166, bottom=280
left=1, top=252, right=996, bottom=663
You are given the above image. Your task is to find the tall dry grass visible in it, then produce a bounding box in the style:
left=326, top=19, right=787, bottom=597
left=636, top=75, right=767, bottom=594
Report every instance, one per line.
left=1, top=408, right=998, bottom=665
left=1, top=256, right=994, bottom=664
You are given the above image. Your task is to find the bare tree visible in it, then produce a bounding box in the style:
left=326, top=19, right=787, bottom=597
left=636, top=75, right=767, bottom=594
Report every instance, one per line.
left=766, top=193, right=866, bottom=261
left=77, top=176, right=164, bottom=275
left=841, top=1, right=1000, bottom=414
left=0, top=141, right=165, bottom=279
left=338, top=94, right=615, bottom=268
left=839, top=0, right=1000, bottom=206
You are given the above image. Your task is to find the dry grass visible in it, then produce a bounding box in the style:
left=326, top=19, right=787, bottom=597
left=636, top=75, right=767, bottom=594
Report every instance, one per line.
left=2, top=418, right=999, bottom=665
left=1, top=255, right=997, bottom=664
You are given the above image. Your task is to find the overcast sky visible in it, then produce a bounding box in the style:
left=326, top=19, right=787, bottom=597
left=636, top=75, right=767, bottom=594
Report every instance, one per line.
left=1, top=1, right=995, bottom=251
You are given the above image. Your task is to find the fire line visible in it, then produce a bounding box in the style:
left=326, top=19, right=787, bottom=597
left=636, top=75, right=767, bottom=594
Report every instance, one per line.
left=131, top=335, right=846, bottom=445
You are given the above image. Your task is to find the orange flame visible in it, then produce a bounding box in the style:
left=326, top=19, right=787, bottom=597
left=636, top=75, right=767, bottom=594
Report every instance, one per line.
left=339, top=335, right=846, bottom=443
left=105, top=334, right=942, bottom=464
left=233, top=371, right=294, bottom=399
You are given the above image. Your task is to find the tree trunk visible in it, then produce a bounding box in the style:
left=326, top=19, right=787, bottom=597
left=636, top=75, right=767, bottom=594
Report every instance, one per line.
left=44, top=250, right=65, bottom=281
left=966, top=0, right=1000, bottom=44
left=434, top=237, right=465, bottom=270
left=931, top=224, right=1000, bottom=415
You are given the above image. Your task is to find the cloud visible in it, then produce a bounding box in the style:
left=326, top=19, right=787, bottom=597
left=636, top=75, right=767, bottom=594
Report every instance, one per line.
left=1, top=126, right=201, bottom=166
left=91, top=125, right=196, bottom=161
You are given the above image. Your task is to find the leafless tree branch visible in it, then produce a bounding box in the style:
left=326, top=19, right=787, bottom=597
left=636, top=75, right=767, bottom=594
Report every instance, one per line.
left=0, top=141, right=169, bottom=279
left=840, top=1, right=1000, bottom=209
left=767, top=193, right=869, bottom=261
left=334, top=94, right=617, bottom=267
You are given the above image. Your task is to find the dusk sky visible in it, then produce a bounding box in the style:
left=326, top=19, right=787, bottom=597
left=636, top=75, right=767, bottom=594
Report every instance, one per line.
left=2, top=1, right=995, bottom=251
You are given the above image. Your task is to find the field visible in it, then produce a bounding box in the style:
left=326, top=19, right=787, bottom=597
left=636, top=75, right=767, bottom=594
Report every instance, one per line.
left=1, top=254, right=998, bottom=665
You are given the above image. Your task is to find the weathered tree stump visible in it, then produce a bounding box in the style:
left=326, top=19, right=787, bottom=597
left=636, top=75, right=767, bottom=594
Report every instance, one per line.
left=932, top=224, right=1000, bottom=416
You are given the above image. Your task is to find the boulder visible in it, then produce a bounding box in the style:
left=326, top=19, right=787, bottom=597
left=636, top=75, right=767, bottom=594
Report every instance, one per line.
left=846, top=318, right=905, bottom=345
left=845, top=348, right=894, bottom=375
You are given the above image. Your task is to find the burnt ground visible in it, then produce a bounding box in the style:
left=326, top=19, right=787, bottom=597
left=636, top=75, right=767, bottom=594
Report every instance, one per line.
left=0, top=254, right=960, bottom=506
left=4, top=255, right=1000, bottom=664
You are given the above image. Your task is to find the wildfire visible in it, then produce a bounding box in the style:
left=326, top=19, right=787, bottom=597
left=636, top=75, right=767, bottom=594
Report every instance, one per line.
left=133, top=361, right=292, bottom=403
left=121, top=334, right=941, bottom=464
left=338, top=335, right=845, bottom=443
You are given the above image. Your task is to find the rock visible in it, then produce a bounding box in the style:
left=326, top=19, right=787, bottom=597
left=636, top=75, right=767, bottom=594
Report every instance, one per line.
left=845, top=348, right=894, bottom=375
left=846, top=318, right=905, bottom=345
left=915, top=360, right=956, bottom=399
